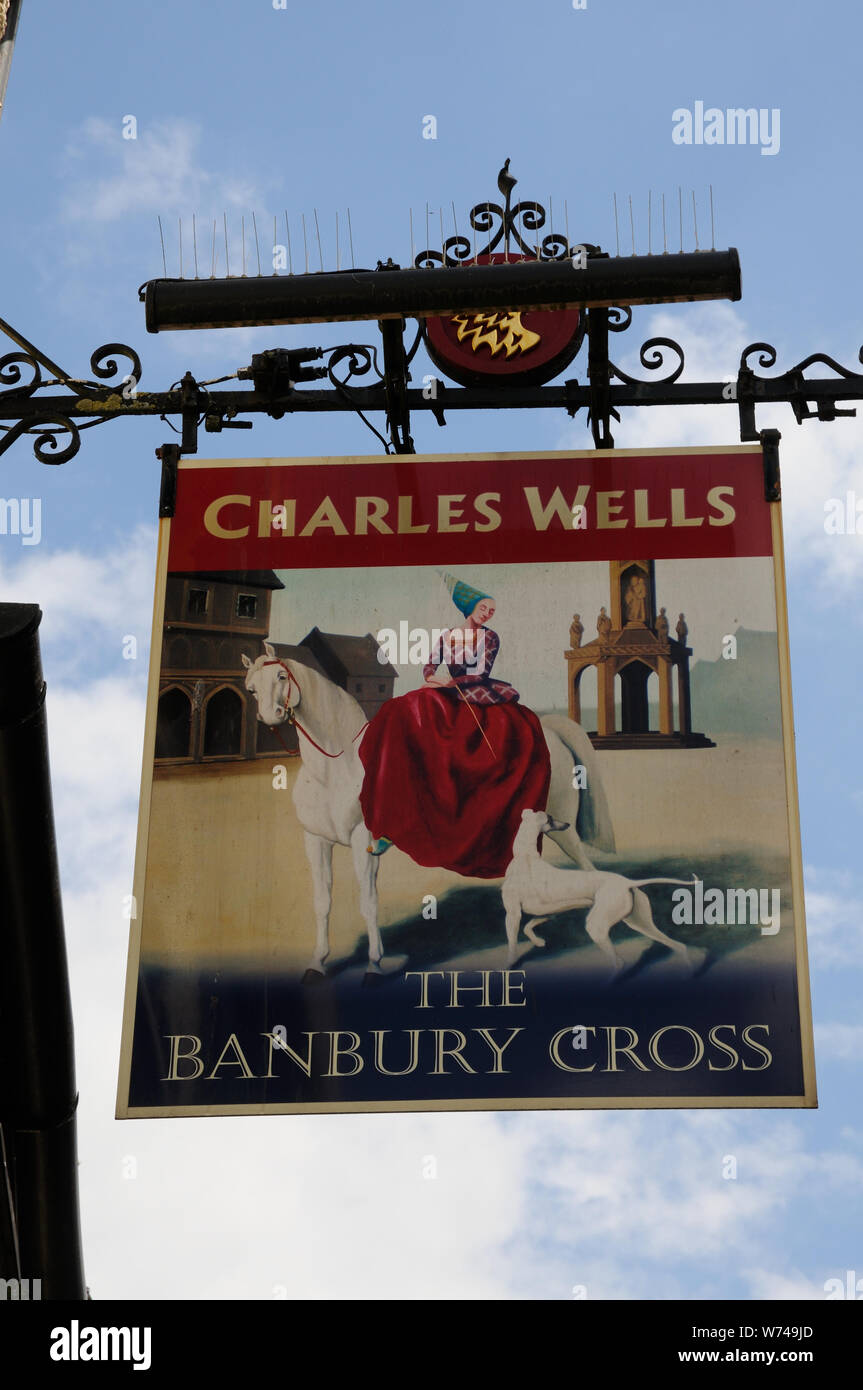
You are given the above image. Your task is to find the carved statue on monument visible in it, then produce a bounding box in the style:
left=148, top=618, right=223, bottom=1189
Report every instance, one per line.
left=656, top=606, right=669, bottom=643
left=676, top=612, right=688, bottom=644
left=624, top=572, right=648, bottom=624
left=597, top=606, right=612, bottom=641
left=569, top=613, right=584, bottom=648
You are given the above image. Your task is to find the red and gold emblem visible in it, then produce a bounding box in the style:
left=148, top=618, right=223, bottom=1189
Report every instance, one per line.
left=422, top=253, right=585, bottom=387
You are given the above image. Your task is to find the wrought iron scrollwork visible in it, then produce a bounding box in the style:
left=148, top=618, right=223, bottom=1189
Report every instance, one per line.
left=740, top=341, right=863, bottom=382
left=0, top=351, right=42, bottom=399
left=325, top=344, right=383, bottom=391
left=32, top=417, right=82, bottom=465
left=415, top=161, right=597, bottom=267
left=607, top=306, right=633, bottom=333
left=325, top=344, right=390, bottom=452
left=89, top=342, right=143, bottom=387
left=611, top=337, right=685, bottom=387
left=0, top=415, right=83, bottom=465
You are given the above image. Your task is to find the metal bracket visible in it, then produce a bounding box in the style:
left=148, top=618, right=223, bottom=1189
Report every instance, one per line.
left=378, top=316, right=414, bottom=454
left=157, top=442, right=180, bottom=518
left=587, top=307, right=617, bottom=449
left=760, top=428, right=781, bottom=502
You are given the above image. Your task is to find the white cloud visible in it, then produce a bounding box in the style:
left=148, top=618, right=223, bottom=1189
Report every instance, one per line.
left=814, top=1023, right=863, bottom=1060
left=742, top=1268, right=828, bottom=1300
left=803, top=866, right=863, bottom=968
left=0, top=524, right=156, bottom=680
left=61, top=117, right=258, bottom=226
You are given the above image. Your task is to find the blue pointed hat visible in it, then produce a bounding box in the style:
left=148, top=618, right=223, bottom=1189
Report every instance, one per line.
left=440, top=571, right=492, bottom=618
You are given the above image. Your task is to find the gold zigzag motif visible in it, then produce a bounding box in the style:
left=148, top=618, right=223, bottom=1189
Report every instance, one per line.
left=450, top=310, right=541, bottom=359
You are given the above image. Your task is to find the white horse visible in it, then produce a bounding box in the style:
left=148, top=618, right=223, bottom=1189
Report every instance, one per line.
left=243, top=641, right=615, bottom=976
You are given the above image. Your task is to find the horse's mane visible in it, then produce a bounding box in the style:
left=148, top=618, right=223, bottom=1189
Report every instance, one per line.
left=288, top=659, right=367, bottom=739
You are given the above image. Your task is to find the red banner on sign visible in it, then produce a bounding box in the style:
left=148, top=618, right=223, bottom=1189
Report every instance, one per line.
left=168, top=449, right=771, bottom=572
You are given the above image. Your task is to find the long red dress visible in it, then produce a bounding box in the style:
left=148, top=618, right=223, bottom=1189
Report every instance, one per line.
left=358, top=627, right=550, bottom=878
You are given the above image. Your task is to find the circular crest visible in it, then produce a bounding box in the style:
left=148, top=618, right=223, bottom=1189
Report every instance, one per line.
left=422, top=253, right=585, bottom=387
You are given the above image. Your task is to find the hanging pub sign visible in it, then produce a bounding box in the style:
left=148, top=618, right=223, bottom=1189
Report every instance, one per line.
left=422, top=253, right=586, bottom=386
left=117, top=445, right=815, bottom=1117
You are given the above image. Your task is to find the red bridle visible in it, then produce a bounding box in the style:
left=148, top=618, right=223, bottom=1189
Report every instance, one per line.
left=255, top=659, right=367, bottom=759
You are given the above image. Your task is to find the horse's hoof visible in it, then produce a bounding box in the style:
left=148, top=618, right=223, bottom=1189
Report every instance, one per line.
left=362, top=969, right=386, bottom=988
left=303, top=968, right=326, bottom=986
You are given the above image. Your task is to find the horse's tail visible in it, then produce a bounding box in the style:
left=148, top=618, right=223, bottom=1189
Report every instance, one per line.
left=541, top=713, right=616, bottom=854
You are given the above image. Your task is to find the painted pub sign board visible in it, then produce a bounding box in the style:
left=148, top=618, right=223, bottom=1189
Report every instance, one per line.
left=117, top=446, right=815, bottom=1116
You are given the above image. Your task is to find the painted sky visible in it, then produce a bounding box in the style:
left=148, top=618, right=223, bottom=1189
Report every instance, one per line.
left=1, top=0, right=861, bottom=1300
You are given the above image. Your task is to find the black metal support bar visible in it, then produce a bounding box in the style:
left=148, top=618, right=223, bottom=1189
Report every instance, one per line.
left=141, top=250, right=741, bottom=332
left=157, top=442, right=181, bottom=518
left=587, top=307, right=615, bottom=448
left=760, top=427, right=781, bottom=501
left=0, top=605, right=86, bottom=1299
left=378, top=318, right=414, bottom=453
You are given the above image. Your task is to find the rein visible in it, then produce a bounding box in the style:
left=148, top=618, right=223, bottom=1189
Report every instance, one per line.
left=256, top=659, right=368, bottom=759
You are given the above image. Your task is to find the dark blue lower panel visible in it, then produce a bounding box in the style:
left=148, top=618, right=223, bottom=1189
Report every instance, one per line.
left=127, top=955, right=806, bottom=1110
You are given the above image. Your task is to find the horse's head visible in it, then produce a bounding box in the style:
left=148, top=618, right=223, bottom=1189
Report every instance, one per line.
left=242, top=641, right=300, bottom=726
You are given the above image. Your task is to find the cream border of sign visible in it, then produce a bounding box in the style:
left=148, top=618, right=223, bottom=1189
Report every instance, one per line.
left=115, top=444, right=817, bottom=1118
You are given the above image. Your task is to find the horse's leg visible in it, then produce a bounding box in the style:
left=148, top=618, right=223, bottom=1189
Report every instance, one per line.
left=304, top=830, right=334, bottom=974
left=350, top=821, right=383, bottom=971
left=502, top=886, right=523, bottom=968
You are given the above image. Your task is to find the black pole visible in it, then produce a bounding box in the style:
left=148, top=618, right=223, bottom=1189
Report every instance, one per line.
left=0, top=604, right=86, bottom=1299
left=142, top=249, right=741, bottom=332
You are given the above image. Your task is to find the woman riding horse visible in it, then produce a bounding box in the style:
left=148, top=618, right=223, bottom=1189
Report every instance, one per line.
left=358, top=573, right=551, bottom=879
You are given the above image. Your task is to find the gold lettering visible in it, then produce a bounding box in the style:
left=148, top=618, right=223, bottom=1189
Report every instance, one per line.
left=437, top=494, right=468, bottom=532
left=670, top=488, right=704, bottom=527
left=596, top=490, right=627, bottom=529
left=633, top=488, right=667, bottom=527
left=397, top=496, right=429, bottom=534
left=474, top=491, right=502, bottom=532
left=259, top=1031, right=314, bottom=1078
left=501, top=971, right=527, bottom=1006
left=372, top=1029, right=423, bottom=1076
left=355, top=496, right=393, bottom=535
left=406, top=970, right=445, bottom=1008
left=448, top=970, right=492, bottom=1007
left=473, top=1027, right=524, bottom=1073
left=324, top=1031, right=364, bottom=1076
left=603, top=1025, right=649, bottom=1072
left=299, top=496, right=348, bottom=537
left=163, top=1034, right=205, bottom=1081
left=203, top=494, right=250, bottom=540
left=524, top=484, right=590, bottom=531
left=430, top=1029, right=476, bottom=1074
left=207, top=1033, right=256, bottom=1080
left=648, top=1025, right=705, bottom=1072
left=707, top=1024, right=739, bottom=1071
left=741, top=1023, right=772, bottom=1071
left=257, top=499, right=295, bottom=537
left=707, top=485, right=736, bottom=526
left=549, top=1025, right=596, bottom=1072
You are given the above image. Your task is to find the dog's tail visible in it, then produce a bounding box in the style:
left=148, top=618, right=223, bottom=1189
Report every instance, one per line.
left=631, top=875, right=701, bottom=889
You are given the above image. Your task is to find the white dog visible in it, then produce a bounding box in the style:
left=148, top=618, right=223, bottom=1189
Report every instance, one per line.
left=502, top=809, right=697, bottom=971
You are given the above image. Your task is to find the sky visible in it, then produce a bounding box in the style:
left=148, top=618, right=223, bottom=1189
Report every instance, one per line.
left=1, top=0, right=862, bottom=1300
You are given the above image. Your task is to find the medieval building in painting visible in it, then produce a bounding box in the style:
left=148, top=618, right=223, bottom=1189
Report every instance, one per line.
left=299, top=628, right=397, bottom=721
left=155, top=570, right=299, bottom=763
left=565, top=559, right=713, bottom=749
